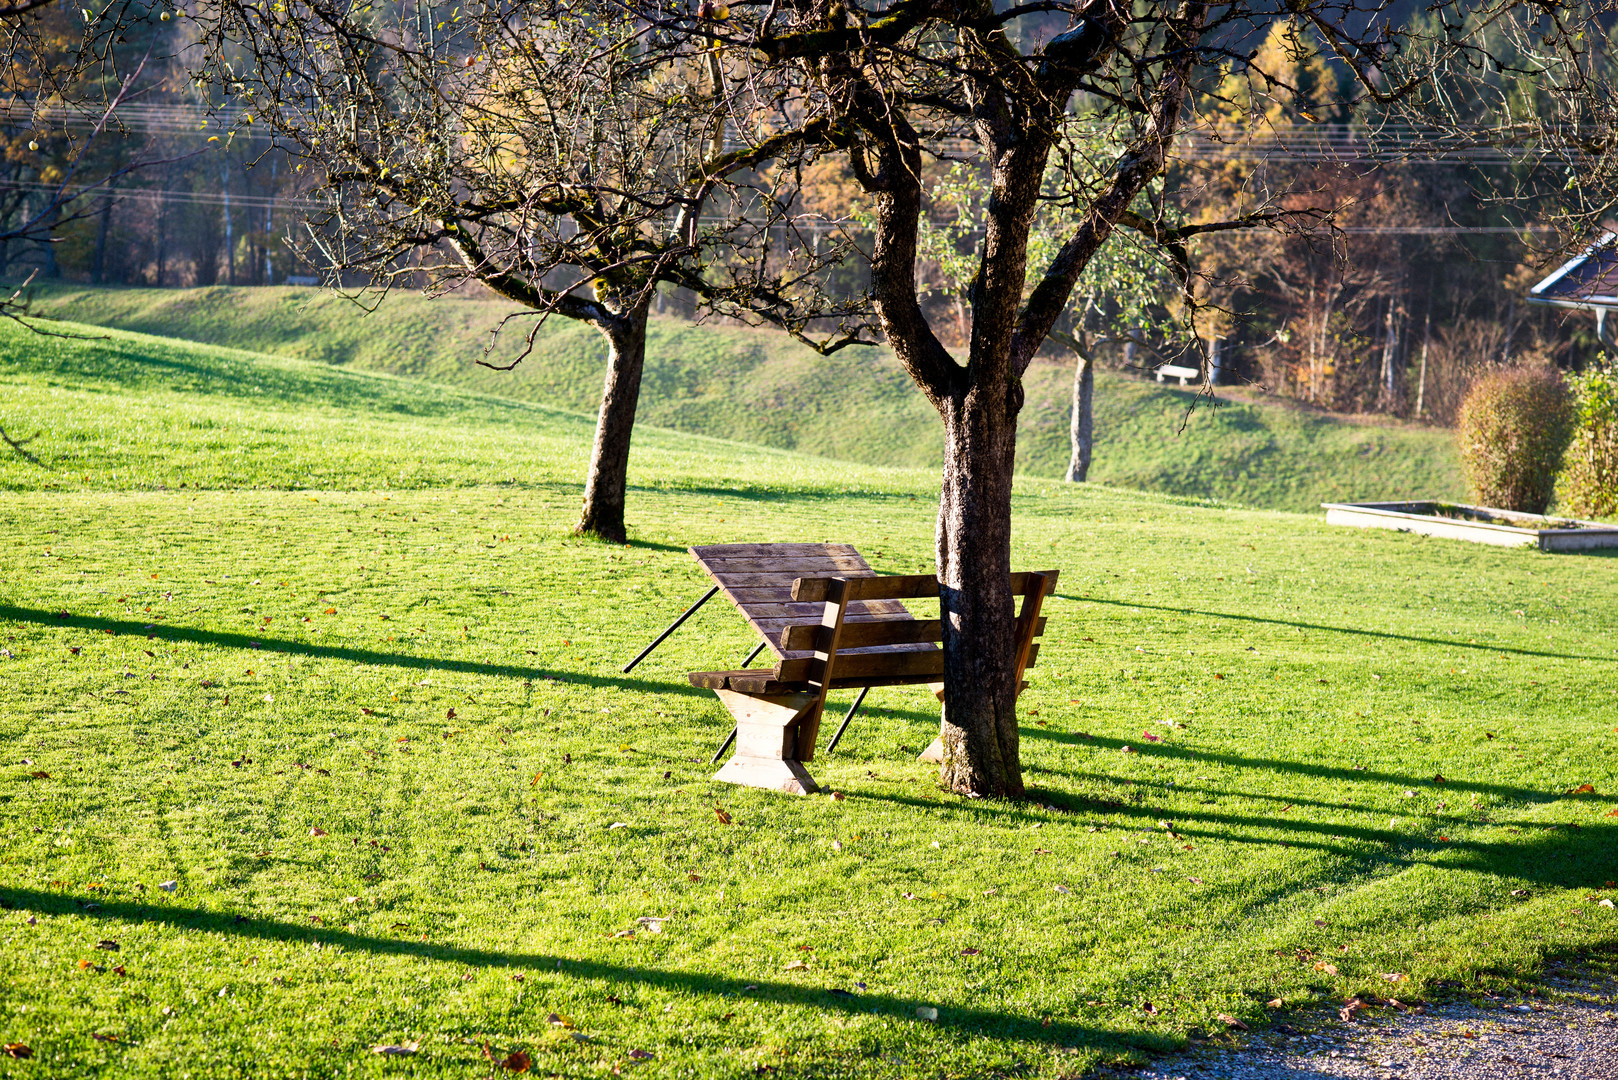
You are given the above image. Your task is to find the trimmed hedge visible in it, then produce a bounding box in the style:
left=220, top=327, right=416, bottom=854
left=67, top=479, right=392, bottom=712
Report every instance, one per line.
left=1559, top=364, right=1618, bottom=519
left=1455, top=367, right=1574, bottom=515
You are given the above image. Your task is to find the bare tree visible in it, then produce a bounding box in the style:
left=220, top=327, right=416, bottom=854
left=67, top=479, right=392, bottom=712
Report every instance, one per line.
left=629, top=0, right=1601, bottom=797
left=195, top=0, right=866, bottom=542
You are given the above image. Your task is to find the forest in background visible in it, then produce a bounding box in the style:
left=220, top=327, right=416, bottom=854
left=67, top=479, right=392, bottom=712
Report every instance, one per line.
left=2, top=2, right=1612, bottom=429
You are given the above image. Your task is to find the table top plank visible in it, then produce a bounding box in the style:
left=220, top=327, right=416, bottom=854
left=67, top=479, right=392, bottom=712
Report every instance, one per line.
left=690, top=543, right=923, bottom=659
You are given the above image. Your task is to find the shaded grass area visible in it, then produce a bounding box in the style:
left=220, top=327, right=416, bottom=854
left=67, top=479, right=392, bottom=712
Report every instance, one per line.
left=24, top=284, right=1466, bottom=511
left=0, top=318, right=1615, bottom=1079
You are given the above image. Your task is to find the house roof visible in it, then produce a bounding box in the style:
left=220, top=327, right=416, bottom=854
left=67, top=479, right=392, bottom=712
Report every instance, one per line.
left=1529, top=229, right=1618, bottom=311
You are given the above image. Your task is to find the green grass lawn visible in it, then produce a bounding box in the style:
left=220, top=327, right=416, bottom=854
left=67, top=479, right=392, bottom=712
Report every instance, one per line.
left=23, top=284, right=1466, bottom=512
left=0, top=318, right=1615, bottom=1079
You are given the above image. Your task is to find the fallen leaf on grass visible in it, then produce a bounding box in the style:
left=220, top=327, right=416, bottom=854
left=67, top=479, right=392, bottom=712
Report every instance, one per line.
left=28, top=771, right=50, bottom=780
left=158, top=880, right=177, bottom=893
left=1120, top=746, right=1134, bottom=754
left=713, top=807, right=732, bottom=825
left=610, top=930, right=635, bottom=939
left=309, top=827, right=328, bottom=837
left=629, top=1048, right=655, bottom=1060
left=1432, top=774, right=1447, bottom=784
left=608, top=822, right=630, bottom=830
left=1599, top=899, right=1614, bottom=909
left=915, top=1006, right=938, bottom=1021
left=370, top=1041, right=419, bottom=1056
left=1141, top=731, right=1162, bottom=743
left=1313, top=962, right=1339, bottom=976
left=1265, top=998, right=1283, bottom=1008
left=1570, top=783, right=1596, bottom=795
left=1053, top=884, right=1072, bottom=894
left=482, top=1044, right=531, bottom=1071
left=635, top=916, right=666, bottom=933
left=1382, top=972, right=1408, bottom=983
left=90, top=1032, right=118, bottom=1043
left=783, top=959, right=808, bottom=971
left=1217, top=1014, right=1249, bottom=1030
left=961, top=947, right=981, bottom=956
left=96, top=940, right=119, bottom=951
left=3, top=1044, right=32, bottom=1059
left=1340, top=998, right=1366, bottom=1022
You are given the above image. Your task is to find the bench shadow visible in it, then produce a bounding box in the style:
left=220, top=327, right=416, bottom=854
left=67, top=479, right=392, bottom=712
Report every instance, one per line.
left=1061, top=596, right=1613, bottom=664
left=0, top=605, right=705, bottom=697
left=0, top=887, right=1143, bottom=1051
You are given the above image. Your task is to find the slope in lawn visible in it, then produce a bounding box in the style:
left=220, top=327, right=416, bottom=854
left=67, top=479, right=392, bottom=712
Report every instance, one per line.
left=0, top=318, right=1613, bottom=1080
left=28, top=284, right=1466, bottom=510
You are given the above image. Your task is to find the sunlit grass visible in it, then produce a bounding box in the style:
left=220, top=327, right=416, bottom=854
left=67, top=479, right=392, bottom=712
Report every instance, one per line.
left=0, top=317, right=1613, bottom=1078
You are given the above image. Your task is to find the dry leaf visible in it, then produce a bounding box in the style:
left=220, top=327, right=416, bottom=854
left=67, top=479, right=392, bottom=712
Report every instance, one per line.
left=500, top=1050, right=531, bottom=1072
left=636, top=916, right=666, bottom=933
left=3, top=1044, right=32, bottom=1060
left=309, top=826, right=328, bottom=837
left=1382, top=972, right=1408, bottom=983
left=28, top=770, right=50, bottom=780
left=158, top=880, right=177, bottom=892
left=830, top=791, right=845, bottom=801
left=915, top=1006, right=938, bottom=1021
left=1340, top=998, right=1366, bottom=1022
left=1314, top=961, right=1340, bottom=976
left=1141, top=732, right=1162, bottom=742
left=1265, top=998, right=1283, bottom=1008
left=1217, top=1014, right=1249, bottom=1030
left=1120, top=745, right=1134, bottom=753
left=783, top=959, right=808, bottom=971
left=1432, top=773, right=1447, bottom=784
left=546, top=1013, right=573, bottom=1028
left=610, top=929, right=634, bottom=939
left=1571, top=783, right=1596, bottom=794
left=1599, top=899, right=1614, bottom=909
left=713, top=807, right=733, bottom=825
left=961, top=947, right=981, bottom=956
left=629, top=1048, right=655, bottom=1060
left=608, top=822, right=630, bottom=830
left=1053, top=884, right=1072, bottom=894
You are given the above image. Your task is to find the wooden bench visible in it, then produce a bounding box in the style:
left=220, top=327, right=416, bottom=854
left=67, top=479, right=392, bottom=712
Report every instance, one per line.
left=690, top=569, right=1057, bottom=794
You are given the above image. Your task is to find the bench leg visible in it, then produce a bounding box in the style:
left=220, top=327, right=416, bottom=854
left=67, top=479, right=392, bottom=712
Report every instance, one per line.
left=710, top=689, right=820, bottom=795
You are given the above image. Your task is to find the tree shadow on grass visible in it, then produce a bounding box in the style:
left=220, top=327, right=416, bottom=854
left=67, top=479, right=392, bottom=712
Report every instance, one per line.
left=1061, top=596, right=1614, bottom=664
left=0, top=605, right=707, bottom=697
left=0, top=887, right=1148, bottom=1052
left=1020, top=727, right=1581, bottom=806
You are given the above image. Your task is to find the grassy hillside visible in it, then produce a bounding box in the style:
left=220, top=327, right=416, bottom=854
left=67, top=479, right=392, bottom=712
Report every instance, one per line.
left=27, top=284, right=1466, bottom=510
left=0, top=318, right=1614, bottom=1079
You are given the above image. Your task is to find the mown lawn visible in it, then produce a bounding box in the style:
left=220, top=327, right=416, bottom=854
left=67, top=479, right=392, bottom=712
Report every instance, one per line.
left=0, top=319, right=1614, bottom=1078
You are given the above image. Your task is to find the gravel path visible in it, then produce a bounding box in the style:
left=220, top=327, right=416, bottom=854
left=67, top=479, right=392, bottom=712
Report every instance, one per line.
left=1100, top=973, right=1618, bottom=1080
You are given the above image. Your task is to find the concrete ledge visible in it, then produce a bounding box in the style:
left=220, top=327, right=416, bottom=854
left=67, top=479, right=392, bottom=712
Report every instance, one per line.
left=1322, top=501, right=1618, bottom=552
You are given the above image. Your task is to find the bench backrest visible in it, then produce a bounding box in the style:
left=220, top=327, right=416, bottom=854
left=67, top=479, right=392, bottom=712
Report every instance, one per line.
left=772, top=570, right=1058, bottom=689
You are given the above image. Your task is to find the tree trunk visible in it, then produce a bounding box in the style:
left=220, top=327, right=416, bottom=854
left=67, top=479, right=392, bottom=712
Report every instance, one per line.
left=91, top=191, right=113, bottom=284
left=1067, top=348, right=1093, bottom=482
left=935, top=379, right=1024, bottom=799
left=576, top=300, right=650, bottom=544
